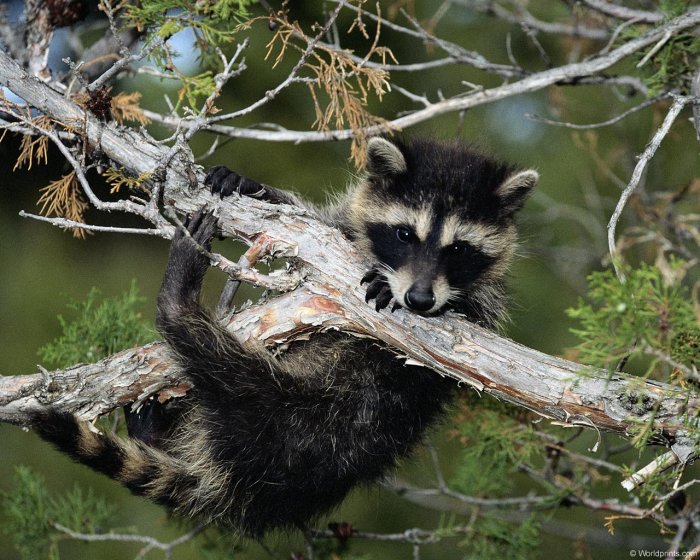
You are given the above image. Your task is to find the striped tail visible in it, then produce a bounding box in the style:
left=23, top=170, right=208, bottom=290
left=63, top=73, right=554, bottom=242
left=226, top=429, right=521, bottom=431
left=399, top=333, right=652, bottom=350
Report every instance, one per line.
left=30, top=409, right=202, bottom=515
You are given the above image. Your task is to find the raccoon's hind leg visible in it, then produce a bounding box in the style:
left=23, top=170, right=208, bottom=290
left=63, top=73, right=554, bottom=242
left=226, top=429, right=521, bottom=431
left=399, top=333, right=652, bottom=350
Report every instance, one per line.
left=156, top=211, right=216, bottom=324
left=155, top=211, right=291, bottom=408
left=124, top=398, right=183, bottom=449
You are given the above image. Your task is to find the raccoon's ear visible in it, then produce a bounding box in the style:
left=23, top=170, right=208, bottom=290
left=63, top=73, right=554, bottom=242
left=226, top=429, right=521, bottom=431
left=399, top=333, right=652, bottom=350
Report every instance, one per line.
left=365, top=137, right=407, bottom=177
left=495, top=169, right=538, bottom=218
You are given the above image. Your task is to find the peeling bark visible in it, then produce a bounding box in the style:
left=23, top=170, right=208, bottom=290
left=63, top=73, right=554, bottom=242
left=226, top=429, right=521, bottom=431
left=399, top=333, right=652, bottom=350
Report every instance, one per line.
left=0, top=49, right=696, bottom=446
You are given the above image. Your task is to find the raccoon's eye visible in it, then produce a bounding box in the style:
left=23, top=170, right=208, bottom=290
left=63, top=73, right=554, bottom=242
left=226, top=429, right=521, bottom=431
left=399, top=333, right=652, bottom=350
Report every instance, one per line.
left=395, top=227, right=414, bottom=244
left=447, top=242, right=471, bottom=256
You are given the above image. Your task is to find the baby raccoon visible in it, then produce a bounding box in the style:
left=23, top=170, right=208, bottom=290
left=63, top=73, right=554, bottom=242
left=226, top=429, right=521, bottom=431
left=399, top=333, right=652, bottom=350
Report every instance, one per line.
left=31, top=137, right=537, bottom=536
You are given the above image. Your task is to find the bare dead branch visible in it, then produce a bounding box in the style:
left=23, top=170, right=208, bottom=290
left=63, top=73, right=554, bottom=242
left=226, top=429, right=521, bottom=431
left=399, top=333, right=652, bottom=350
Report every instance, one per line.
left=581, top=0, right=662, bottom=23
left=17, top=210, right=171, bottom=237
left=52, top=521, right=208, bottom=559
left=468, top=0, right=610, bottom=40
left=607, top=96, right=691, bottom=281
left=527, top=93, right=670, bottom=130
left=142, top=8, right=700, bottom=143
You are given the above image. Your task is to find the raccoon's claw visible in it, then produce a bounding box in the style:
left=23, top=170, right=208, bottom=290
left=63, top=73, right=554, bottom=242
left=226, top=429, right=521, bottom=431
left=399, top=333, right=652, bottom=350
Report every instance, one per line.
left=374, top=286, right=393, bottom=311
left=361, top=265, right=388, bottom=286
left=360, top=268, right=379, bottom=285
left=363, top=270, right=394, bottom=311
left=182, top=210, right=217, bottom=250
left=364, top=276, right=385, bottom=303
left=205, top=166, right=266, bottom=199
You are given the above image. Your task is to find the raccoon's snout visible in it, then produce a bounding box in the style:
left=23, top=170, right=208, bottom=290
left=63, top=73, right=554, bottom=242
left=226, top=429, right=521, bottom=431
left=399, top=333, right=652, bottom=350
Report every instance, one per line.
left=404, top=284, right=436, bottom=312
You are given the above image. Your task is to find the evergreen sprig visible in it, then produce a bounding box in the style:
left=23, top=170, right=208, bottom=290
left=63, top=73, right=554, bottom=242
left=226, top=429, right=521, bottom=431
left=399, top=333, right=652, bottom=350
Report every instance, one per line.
left=451, top=400, right=541, bottom=497
left=121, top=0, right=254, bottom=110
left=1, top=467, right=114, bottom=560
left=459, top=514, right=541, bottom=560
left=623, top=0, right=700, bottom=95
left=566, top=260, right=698, bottom=377
left=38, top=281, right=153, bottom=368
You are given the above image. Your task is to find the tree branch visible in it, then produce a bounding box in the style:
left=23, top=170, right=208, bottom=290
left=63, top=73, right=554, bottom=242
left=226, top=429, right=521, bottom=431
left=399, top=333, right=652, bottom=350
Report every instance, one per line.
left=0, top=35, right=696, bottom=447
left=607, top=95, right=691, bottom=281
left=581, top=0, right=662, bottom=23
left=139, top=7, right=700, bottom=141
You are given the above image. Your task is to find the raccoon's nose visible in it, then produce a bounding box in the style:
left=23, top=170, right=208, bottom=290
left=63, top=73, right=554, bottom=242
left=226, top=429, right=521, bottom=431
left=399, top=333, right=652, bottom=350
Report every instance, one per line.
left=404, top=285, right=436, bottom=312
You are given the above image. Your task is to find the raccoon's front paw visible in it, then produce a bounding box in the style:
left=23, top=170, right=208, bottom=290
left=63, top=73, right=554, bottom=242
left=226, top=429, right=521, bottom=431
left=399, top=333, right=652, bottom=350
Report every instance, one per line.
left=361, top=267, right=398, bottom=312
left=205, top=166, right=266, bottom=199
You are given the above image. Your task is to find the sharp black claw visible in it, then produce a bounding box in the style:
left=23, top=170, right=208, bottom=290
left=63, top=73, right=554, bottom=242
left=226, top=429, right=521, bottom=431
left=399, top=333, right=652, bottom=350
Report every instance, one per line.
left=375, top=286, right=393, bottom=311
left=363, top=268, right=396, bottom=312
left=364, top=277, right=384, bottom=303
left=391, top=302, right=401, bottom=313
left=361, top=268, right=380, bottom=285
left=176, top=210, right=217, bottom=251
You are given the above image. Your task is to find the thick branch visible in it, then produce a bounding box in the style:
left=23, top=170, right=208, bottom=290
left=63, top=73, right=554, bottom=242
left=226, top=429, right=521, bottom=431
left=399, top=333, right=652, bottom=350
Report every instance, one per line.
left=0, top=190, right=697, bottom=442
left=0, top=44, right=697, bottom=446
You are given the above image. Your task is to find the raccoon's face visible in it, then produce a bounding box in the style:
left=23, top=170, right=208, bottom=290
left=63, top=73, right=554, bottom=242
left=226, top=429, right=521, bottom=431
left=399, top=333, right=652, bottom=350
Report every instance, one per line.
left=350, top=137, right=538, bottom=316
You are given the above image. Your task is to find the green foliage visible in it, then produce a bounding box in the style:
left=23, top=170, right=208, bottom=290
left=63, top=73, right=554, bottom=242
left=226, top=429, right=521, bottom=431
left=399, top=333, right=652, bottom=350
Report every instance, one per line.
left=566, top=260, right=698, bottom=376
left=311, top=538, right=372, bottom=560
left=176, top=70, right=217, bottom=111
left=628, top=0, right=700, bottom=95
left=125, top=0, right=252, bottom=43
left=196, top=527, right=245, bottom=560
left=2, top=466, right=56, bottom=560
left=51, top=484, right=114, bottom=535
left=643, top=32, right=700, bottom=96
left=459, top=514, right=540, bottom=560
left=447, top=399, right=552, bottom=557
left=122, top=0, right=253, bottom=109
left=451, top=399, right=540, bottom=497
left=38, top=281, right=153, bottom=368
left=1, top=466, right=114, bottom=560
left=659, top=0, right=692, bottom=19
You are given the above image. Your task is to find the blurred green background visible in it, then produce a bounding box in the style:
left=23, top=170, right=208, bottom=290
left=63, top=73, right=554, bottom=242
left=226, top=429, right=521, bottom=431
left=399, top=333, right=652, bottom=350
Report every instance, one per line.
left=1, top=1, right=699, bottom=558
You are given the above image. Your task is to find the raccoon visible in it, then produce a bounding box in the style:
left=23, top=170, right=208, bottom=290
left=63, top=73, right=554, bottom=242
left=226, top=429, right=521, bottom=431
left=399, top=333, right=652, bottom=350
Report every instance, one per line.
left=31, top=137, right=537, bottom=536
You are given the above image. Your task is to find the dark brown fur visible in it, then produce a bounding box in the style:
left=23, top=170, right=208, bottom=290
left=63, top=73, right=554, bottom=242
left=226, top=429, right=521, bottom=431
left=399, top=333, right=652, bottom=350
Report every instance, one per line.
left=32, top=137, right=537, bottom=536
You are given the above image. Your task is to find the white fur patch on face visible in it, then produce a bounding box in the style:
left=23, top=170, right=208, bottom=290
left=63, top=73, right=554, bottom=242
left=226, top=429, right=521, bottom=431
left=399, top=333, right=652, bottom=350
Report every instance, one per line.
left=386, top=267, right=413, bottom=306
left=374, top=203, right=432, bottom=241
left=431, top=274, right=451, bottom=310
left=439, top=215, right=514, bottom=257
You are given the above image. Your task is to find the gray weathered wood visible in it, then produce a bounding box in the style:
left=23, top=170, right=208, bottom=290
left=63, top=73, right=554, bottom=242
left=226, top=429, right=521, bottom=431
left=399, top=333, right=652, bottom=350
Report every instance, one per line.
left=0, top=49, right=695, bottom=445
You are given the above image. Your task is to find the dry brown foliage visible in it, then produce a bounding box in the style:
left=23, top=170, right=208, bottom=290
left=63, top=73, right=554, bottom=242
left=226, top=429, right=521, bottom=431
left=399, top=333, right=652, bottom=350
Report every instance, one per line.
left=12, top=115, right=51, bottom=171
left=263, top=2, right=396, bottom=166
left=36, top=171, right=90, bottom=238
left=111, top=91, right=151, bottom=126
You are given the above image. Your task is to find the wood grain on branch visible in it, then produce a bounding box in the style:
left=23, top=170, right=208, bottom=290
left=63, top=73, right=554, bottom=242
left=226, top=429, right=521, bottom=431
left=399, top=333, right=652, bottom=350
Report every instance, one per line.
left=0, top=39, right=696, bottom=446
left=0, top=188, right=696, bottom=440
